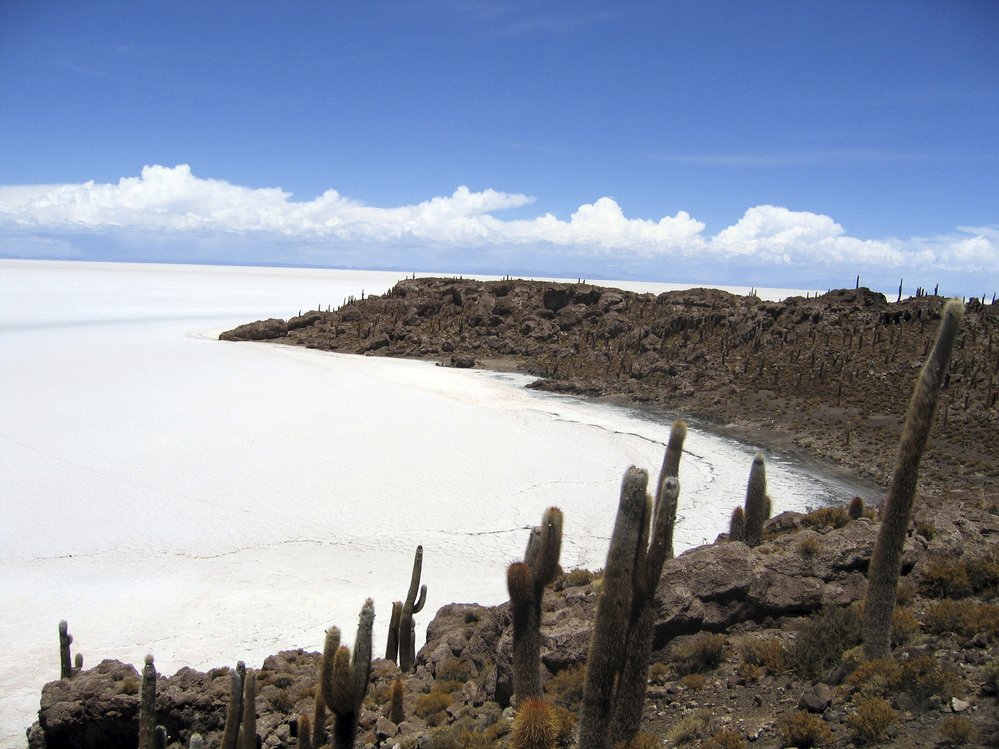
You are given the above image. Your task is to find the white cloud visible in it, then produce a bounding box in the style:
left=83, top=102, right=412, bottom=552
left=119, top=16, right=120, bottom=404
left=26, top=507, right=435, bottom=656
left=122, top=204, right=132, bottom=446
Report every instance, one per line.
left=0, top=165, right=996, bottom=291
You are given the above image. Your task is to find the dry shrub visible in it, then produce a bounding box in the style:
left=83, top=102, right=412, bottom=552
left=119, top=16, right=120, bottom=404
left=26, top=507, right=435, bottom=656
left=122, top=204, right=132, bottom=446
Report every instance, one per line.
left=552, top=567, right=595, bottom=591
left=982, top=658, right=999, bottom=696
left=118, top=676, right=140, bottom=695
left=680, top=673, right=706, bottom=691
left=925, top=599, right=999, bottom=639
left=846, top=697, right=896, bottom=744
left=736, top=635, right=786, bottom=674
left=890, top=607, right=919, bottom=646
left=672, top=632, right=726, bottom=675
left=789, top=605, right=861, bottom=679
left=797, top=536, right=821, bottom=557
left=803, top=506, right=849, bottom=530
left=699, top=729, right=748, bottom=749
left=847, top=657, right=902, bottom=699
left=414, top=690, right=452, bottom=725
left=920, top=553, right=999, bottom=599
left=776, top=711, right=834, bottom=748
left=937, top=716, right=979, bottom=747
left=544, top=663, right=586, bottom=709
left=667, top=708, right=713, bottom=744
left=435, top=656, right=473, bottom=682
left=614, top=733, right=663, bottom=749
left=647, top=661, right=671, bottom=685
left=898, top=655, right=959, bottom=712
left=736, top=662, right=763, bottom=681
left=914, top=520, right=936, bottom=540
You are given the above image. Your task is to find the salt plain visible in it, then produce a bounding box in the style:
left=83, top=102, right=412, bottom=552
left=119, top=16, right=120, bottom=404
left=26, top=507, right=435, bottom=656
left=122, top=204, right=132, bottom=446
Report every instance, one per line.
left=0, top=260, right=874, bottom=746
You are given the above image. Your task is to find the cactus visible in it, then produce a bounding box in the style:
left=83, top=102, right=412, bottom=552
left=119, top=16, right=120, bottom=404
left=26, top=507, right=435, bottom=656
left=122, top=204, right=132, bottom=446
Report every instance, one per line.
left=189, top=734, right=204, bottom=749
left=742, top=452, right=771, bottom=547
left=319, top=599, right=375, bottom=749
left=58, top=620, right=74, bottom=679
left=297, top=714, right=312, bottom=749
left=578, top=420, right=686, bottom=749
left=512, top=697, right=560, bottom=749
left=507, top=506, right=564, bottom=703
left=385, top=601, right=402, bottom=664
left=240, top=669, right=257, bottom=749
left=862, top=299, right=963, bottom=659
left=848, top=496, right=865, bottom=520
left=729, top=506, right=746, bottom=542
left=389, top=677, right=405, bottom=724
left=138, top=655, right=157, bottom=749
left=154, top=725, right=167, bottom=749
left=311, top=697, right=327, bottom=749
left=398, top=546, right=427, bottom=672
left=74, top=652, right=83, bottom=674
left=220, top=667, right=243, bottom=749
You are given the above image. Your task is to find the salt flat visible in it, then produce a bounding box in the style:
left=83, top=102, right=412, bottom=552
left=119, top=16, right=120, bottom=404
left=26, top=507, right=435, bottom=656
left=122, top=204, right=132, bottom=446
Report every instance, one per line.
left=0, top=260, right=865, bottom=746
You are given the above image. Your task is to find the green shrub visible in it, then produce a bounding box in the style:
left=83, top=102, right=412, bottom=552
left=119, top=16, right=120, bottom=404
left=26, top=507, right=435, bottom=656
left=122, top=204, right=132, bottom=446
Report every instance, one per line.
left=672, top=632, right=726, bottom=675
left=789, top=605, right=861, bottom=679
left=846, top=697, right=896, bottom=744
left=776, top=711, right=834, bottom=748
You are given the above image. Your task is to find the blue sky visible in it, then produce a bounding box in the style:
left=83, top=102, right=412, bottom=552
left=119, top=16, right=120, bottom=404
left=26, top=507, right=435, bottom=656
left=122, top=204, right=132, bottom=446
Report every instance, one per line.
left=1, top=1, right=997, bottom=295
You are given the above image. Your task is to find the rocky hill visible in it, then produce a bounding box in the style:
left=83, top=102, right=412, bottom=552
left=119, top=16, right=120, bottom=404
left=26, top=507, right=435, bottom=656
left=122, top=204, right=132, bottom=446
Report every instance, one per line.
left=27, top=279, right=999, bottom=748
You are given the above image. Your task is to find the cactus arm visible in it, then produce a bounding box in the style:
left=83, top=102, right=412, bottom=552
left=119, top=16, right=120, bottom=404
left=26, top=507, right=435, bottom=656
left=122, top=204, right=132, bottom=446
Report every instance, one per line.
left=351, top=598, right=375, bottom=712
left=319, top=627, right=342, bottom=710
left=412, top=584, right=427, bottom=614
left=863, top=299, right=962, bottom=659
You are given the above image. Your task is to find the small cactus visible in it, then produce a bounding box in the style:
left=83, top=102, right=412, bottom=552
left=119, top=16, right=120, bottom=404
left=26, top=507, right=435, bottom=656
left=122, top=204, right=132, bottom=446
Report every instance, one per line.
left=319, top=599, right=375, bottom=749
left=389, top=677, right=405, bottom=724
left=58, top=620, right=74, bottom=679
left=138, top=655, right=157, bottom=749
left=512, top=697, right=560, bottom=749
left=848, top=496, right=865, bottom=520
left=297, top=714, right=312, bottom=749
left=189, top=734, right=204, bottom=749
left=743, top=452, right=771, bottom=547
left=507, top=507, right=563, bottom=703
left=729, top=506, right=746, bottom=542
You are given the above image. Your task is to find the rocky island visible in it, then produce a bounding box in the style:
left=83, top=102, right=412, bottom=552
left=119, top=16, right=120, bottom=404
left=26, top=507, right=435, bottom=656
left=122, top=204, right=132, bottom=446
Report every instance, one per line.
left=30, top=279, right=999, bottom=748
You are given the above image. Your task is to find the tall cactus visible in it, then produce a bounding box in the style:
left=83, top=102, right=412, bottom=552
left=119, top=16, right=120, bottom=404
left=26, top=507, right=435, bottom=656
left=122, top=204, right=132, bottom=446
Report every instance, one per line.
left=742, top=452, right=771, bottom=547
left=239, top=669, right=257, bottom=749
left=220, top=666, right=244, bottom=749
left=506, top=506, right=564, bottom=703
left=398, top=546, right=427, bottom=672
left=138, top=655, right=157, bottom=749
left=320, top=599, right=375, bottom=749
left=58, top=620, right=74, bottom=679
left=862, top=299, right=963, bottom=659
left=385, top=601, right=402, bottom=664
left=578, top=420, right=685, bottom=749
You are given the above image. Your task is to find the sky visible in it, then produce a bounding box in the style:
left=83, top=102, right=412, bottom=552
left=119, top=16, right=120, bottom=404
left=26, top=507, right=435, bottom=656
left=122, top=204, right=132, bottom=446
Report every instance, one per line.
left=1, top=0, right=997, bottom=296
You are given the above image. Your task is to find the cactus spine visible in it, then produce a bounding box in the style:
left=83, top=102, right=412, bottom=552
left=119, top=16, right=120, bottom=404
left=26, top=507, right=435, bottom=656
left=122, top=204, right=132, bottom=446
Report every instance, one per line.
left=138, top=655, right=157, bottom=749
left=220, top=666, right=244, bottom=749
left=239, top=669, right=257, bottom=749
left=506, top=506, right=564, bottom=703
left=578, top=419, right=685, bottom=749
left=320, top=599, right=375, bottom=749
left=58, top=620, right=74, bottom=679
left=398, top=546, right=427, bottom=672
left=862, top=299, right=963, bottom=659
left=742, top=452, right=771, bottom=547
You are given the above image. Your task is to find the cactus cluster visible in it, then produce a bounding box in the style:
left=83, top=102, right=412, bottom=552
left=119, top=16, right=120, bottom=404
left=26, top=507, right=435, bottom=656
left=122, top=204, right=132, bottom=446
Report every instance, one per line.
left=318, top=598, right=375, bottom=749
left=728, top=452, right=771, bottom=547
left=386, top=546, right=427, bottom=672
left=507, top=506, right=564, bottom=703
left=577, top=420, right=686, bottom=749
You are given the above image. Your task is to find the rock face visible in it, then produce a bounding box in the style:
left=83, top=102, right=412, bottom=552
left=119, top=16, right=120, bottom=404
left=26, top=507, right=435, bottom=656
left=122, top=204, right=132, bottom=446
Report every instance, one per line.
left=219, top=278, right=999, bottom=495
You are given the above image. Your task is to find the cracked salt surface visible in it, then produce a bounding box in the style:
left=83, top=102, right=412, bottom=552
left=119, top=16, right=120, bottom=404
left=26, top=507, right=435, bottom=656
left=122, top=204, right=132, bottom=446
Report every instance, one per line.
left=0, top=261, right=873, bottom=747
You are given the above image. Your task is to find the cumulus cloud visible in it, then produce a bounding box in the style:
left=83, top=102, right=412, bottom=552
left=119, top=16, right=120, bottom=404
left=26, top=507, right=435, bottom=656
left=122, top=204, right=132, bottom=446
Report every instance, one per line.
left=0, top=165, right=996, bottom=292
